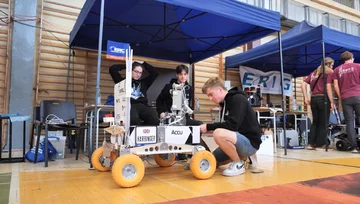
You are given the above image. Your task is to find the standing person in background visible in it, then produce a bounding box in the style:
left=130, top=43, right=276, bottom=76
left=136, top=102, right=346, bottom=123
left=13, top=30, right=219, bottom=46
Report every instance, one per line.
left=109, top=61, right=159, bottom=126
left=327, top=51, right=360, bottom=153
left=301, top=57, right=334, bottom=151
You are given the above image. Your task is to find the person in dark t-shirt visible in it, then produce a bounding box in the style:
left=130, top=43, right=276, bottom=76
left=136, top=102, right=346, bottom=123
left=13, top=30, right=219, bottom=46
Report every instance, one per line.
left=327, top=51, right=360, bottom=153
left=301, top=57, right=334, bottom=150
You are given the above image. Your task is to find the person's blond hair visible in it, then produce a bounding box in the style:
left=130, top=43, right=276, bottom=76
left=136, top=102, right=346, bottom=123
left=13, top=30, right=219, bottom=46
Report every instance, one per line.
left=316, top=57, right=334, bottom=75
left=202, top=77, right=227, bottom=94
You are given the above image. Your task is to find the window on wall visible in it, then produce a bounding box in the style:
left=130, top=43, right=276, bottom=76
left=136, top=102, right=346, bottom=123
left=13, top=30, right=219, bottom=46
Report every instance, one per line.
left=329, top=14, right=341, bottom=31
left=286, top=0, right=305, bottom=22
left=309, top=7, right=323, bottom=26
left=341, top=19, right=347, bottom=32
left=333, top=0, right=360, bottom=11
left=238, top=0, right=359, bottom=36
left=346, top=20, right=360, bottom=36
left=323, top=13, right=330, bottom=26
left=333, top=0, right=355, bottom=8
left=264, top=0, right=281, bottom=12
left=356, top=0, right=360, bottom=10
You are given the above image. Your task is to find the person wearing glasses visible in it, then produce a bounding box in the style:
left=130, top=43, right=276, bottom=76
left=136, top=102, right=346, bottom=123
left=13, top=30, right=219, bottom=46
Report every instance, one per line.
left=109, top=61, right=159, bottom=126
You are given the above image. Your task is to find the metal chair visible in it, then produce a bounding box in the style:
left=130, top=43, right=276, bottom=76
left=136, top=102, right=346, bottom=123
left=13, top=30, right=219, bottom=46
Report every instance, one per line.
left=33, top=100, right=90, bottom=167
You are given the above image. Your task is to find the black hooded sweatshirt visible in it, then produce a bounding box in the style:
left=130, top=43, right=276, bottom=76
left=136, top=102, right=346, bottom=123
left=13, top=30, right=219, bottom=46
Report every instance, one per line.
left=109, top=62, right=158, bottom=105
left=206, top=87, right=262, bottom=150
left=156, top=78, right=193, bottom=116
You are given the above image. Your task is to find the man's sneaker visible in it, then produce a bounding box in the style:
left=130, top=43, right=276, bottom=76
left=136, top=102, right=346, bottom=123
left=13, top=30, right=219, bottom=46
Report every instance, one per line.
left=247, top=154, right=258, bottom=169
left=222, top=161, right=245, bottom=177
left=306, top=145, right=315, bottom=150
left=315, top=145, right=328, bottom=152
left=351, top=149, right=360, bottom=153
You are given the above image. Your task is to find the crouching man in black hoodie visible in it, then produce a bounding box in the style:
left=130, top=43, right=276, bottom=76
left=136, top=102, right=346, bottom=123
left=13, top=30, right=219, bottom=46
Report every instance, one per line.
left=109, top=61, right=159, bottom=126
left=200, top=77, right=262, bottom=177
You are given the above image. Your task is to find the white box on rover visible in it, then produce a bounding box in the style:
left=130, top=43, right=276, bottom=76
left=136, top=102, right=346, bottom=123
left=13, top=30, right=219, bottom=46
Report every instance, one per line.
left=33, top=135, right=67, bottom=159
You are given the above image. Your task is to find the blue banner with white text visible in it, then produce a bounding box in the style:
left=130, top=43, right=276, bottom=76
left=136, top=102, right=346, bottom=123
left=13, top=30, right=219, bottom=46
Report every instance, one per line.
left=106, top=40, right=130, bottom=60
left=239, top=66, right=293, bottom=97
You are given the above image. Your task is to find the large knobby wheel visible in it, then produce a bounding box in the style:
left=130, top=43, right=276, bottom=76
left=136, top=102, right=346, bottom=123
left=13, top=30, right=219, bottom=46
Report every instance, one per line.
left=154, top=154, right=176, bottom=167
left=190, top=150, right=216, bottom=180
left=112, top=154, right=145, bottom=188
left=336, top=140, right=351, bottom=151
left=91, top=147, right=117, bottom=172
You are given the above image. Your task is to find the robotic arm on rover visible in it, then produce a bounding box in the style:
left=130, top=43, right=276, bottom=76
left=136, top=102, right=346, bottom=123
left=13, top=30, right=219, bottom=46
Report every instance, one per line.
left=160, top=83, right=193, bottom=126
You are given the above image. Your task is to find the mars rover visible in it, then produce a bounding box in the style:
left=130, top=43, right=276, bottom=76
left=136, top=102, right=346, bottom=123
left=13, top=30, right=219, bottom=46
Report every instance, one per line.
left=90, top=49, right=216, bottom=188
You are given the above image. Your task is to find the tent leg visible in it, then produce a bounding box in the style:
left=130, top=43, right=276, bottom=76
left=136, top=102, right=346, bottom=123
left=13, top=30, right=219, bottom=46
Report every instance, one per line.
left=278, top=31, right=287, bottom=155
left=189, top=63, right=195, bottom=108
left=189, top=63, right=194, bottom=87
left=93, top=0, right=105, bottom=153
left=66, top=47, right=71, bottom=102
left=322, top=42, right=328, bottom=152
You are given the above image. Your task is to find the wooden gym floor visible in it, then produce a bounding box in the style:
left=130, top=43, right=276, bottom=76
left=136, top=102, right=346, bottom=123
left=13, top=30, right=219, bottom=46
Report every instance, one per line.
left=1, top=136, right=360, bottom=204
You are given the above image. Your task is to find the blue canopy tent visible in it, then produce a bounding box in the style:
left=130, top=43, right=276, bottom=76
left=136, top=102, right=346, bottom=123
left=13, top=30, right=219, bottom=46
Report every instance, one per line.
left=225, top=20, right=360, bottom=151
left=70, top=0, right=281, bottom=63
left=68, top=0, right=286, bottom=158
left=225, top=20, right=360, bottom=77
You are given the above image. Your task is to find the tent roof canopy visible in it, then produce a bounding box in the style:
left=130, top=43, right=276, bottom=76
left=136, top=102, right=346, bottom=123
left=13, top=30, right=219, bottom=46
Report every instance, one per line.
left=225, top=20, right=360, bottom=77
left=70, top=0, right=281, bottom=64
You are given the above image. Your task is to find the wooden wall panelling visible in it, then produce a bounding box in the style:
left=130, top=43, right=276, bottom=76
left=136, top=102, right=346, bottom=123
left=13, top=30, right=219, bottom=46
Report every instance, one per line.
left=291, top=77, right=306, bottom=111
left=34, top=0, right=44, bottom=107
left=0, top=0, right=10, bottom=150
left=269, top=94, right=284, bottom=107
left=193, top=45, right=244, bottom=123
left=1, top=0, right=9, bottom=114
left=222, top=45, right=243, bottom=90
left=36, top=0, right=85, bottom=125
left=87, top=53, right=116, bottom=153
left=84, top=52, right=117, bottom=106
left=225, top=70, right=241, bottom=88
left=218, top=53, right=223, bottom=79
left=194, top=55, right=220, bottom=123
left=34, top=0, right=87, bottom=150
left=82, top=51, right=88, bottom=117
